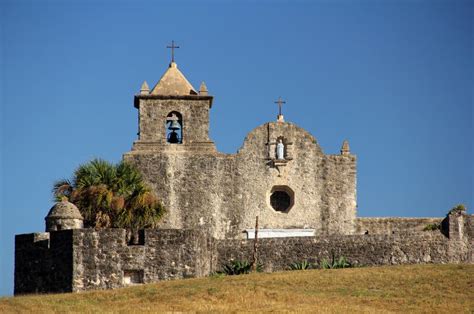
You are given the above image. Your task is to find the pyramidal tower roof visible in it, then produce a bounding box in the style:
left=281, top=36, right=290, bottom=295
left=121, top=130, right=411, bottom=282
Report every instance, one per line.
left=150, top=62, right=197, bottom=96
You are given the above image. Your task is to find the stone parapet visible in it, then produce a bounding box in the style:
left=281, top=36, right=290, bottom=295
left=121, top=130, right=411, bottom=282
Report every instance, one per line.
left=356, top=217, right=444, bottom=235
left=14, top=215, right=472, bottom=294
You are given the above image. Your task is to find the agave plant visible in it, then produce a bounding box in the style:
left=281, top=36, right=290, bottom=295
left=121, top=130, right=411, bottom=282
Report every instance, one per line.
left=220, top=260, right=262, bottom=275
left=320, top=256, right=351, bottom=269
left=53, top=159, right=165, bottom=242
left=289, top=260, right=312, bottom=270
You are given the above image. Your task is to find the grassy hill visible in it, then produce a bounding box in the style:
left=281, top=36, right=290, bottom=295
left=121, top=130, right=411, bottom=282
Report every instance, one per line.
left=1, top=264, right=473, bottom=312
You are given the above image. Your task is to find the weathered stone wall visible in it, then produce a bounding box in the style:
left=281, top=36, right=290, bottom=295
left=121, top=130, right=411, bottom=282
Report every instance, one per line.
left=14, top=231, right=74, bottom=295
left=46, top=217, right=83, bottom=232
left=468, top=215, right=474, bottom=262
left=125, top=121, right=357, bottom=239
left=215, top=211, right=473, bottom=272
left=442, top=211, right=473, bottom=263
left=71, top=229, right=212, bottom=292
left=135, top=96, right=214, bottom=146
left=355, top=217, right=443, bottom=235
left=215, top=232, right=453, bottom=273
left=14, top=211, right=472, bottom=294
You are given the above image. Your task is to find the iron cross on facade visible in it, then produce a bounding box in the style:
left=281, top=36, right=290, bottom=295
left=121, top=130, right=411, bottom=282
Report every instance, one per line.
left=274, top=97, right=286, bottom=116
left=167, top=40, right=180, bottom=63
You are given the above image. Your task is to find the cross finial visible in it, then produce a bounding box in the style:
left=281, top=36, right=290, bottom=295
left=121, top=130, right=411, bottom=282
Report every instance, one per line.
left=166, top=40, right=180, bottom=63
left=274, top=96, right=286, bottom=116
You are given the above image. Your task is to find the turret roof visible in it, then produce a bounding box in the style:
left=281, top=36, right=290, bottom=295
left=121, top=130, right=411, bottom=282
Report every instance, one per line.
left=45, top=200, right=83, bottom=220
left=150, top=62, right=197, bottom=96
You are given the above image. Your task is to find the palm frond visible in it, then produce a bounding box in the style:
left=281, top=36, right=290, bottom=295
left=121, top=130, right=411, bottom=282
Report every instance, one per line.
left=53, top=158, right=166, bottom=231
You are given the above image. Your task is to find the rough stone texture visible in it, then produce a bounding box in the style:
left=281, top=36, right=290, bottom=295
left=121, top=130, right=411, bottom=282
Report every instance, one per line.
left=15, top=229, right=212, bottom=294
left=71, top=229, right=212, bottom=292
left=442, top=210, right=473, bottom=263
left=45, top=201, right=84, bottom=232
left=125, top=119, right=357, bottom=239
left=355, top=217, right=443, bottom=235
left=45, top=201, right=83, bottom=220
left=216, top=233, right=452, bottom=272
left=122, top=63, right=357, bottom=239
left=14, top=211, right=472, bottom=294
left=132, top=96, right=214, bottom=147
left=14, top=231, right=74, bottom=294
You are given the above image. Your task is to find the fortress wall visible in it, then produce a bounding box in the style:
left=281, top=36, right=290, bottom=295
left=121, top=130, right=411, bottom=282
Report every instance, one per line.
left=71, top=229, right=212, bottom=292
left=14, top=212, right=471, bottom=294
left=355, top=217, right=443, bottom=235
left=214, top=211, right=472, bottom=272
left=214, top=232, right=454, bottom=273
left=14, top=231, right=74, bottom=295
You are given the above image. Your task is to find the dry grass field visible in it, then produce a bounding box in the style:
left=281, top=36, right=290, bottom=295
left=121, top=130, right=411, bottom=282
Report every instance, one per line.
left=1, top=264, right=473, bottom=313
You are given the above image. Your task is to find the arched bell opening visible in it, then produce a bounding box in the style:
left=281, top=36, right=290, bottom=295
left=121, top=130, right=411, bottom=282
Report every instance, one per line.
left=166, top=111, right=183, bottom=144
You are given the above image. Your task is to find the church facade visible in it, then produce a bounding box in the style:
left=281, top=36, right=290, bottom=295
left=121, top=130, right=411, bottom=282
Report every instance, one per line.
left=14, top=57, right=473, bottom=295
left=124, top=60, right=356, bottom=239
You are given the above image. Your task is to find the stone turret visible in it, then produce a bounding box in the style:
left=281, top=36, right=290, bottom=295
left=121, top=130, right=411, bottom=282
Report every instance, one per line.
left=45, top=200, right=83, bottom=232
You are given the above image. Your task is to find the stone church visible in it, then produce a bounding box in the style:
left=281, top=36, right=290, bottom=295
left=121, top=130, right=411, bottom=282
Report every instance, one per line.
left=14, top=53, right=473, bottom=295
left=123, top=59, right=356, bottom=239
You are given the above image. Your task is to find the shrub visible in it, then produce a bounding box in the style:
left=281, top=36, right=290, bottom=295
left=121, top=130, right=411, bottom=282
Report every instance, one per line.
left=449, top=204, right=466, bottom=215
left=423, top=223, right=440, bottom=231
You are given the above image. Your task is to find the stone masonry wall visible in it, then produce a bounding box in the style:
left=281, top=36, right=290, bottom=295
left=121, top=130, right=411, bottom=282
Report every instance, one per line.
left=125, top=121, right=357, bottom=239
left=136, top=97, right=213, bottom=145
left=214, top=212, right=473, bottom=273
left=14, top=212, right=472, bottom=294
left=214, top=232, right=454, bottom=273
left=71, top=229, right=212, bottom=292
left=468, top=215, right=474, bottom=262
left=14, top=231, right=74, bottom=295
left=355, top=217, right=443, bottom=235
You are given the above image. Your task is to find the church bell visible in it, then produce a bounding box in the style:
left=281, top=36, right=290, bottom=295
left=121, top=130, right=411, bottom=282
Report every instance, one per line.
left=167, top=119, right=181, bottom=144
left=168, top=120, right=181, bottom=131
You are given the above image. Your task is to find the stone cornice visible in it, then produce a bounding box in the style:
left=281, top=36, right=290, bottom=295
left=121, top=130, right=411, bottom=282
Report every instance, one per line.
left=134, top=94, right=214, bottom=108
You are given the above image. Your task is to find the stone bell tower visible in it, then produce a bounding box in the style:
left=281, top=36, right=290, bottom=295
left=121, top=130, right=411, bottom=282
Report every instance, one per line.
left=132, top=60, right=215, bottom=153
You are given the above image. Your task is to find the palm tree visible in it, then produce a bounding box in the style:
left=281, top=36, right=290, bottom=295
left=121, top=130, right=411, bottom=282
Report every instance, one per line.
left=53, top=159, right=165, bottom=242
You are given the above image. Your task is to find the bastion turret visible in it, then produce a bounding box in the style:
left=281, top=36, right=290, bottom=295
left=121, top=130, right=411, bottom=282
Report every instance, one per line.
left=45, top=200, right=83, bottom=231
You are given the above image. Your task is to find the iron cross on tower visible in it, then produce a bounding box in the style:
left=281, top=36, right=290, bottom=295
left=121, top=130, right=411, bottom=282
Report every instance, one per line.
left=274, top=96, right=286, bottom=116
left=167, top=40, right=180, bottom=63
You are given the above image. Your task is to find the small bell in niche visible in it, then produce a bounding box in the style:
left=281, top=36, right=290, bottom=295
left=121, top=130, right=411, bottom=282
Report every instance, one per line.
left=166, top=113, right=182, bottom=144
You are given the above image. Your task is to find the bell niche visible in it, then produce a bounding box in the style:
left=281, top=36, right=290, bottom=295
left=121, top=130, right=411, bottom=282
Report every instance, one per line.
left=166, top=112, right=183, bottom=144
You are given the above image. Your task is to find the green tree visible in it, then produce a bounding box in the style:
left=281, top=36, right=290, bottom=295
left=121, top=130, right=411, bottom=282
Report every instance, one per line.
left=53, top=159, right=165, bottom=242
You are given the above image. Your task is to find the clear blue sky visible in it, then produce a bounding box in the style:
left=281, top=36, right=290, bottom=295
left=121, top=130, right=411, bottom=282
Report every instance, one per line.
left=1, top=0, right=472, bottom=296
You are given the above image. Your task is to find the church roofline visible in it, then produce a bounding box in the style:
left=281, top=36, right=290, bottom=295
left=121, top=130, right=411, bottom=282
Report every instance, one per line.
left=134, top=94, right=214, bottom=109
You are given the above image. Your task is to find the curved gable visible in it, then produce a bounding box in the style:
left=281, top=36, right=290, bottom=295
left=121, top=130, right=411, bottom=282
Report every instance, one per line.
left=236, top=121, right=324, bottom=158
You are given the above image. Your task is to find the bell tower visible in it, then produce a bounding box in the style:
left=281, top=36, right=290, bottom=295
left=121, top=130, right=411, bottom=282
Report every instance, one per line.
left=132, top=60, right=215, bottom=153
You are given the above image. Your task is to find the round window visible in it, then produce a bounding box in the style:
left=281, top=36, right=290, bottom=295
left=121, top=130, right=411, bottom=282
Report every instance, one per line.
left=269, top=186, right=294, bottom=213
